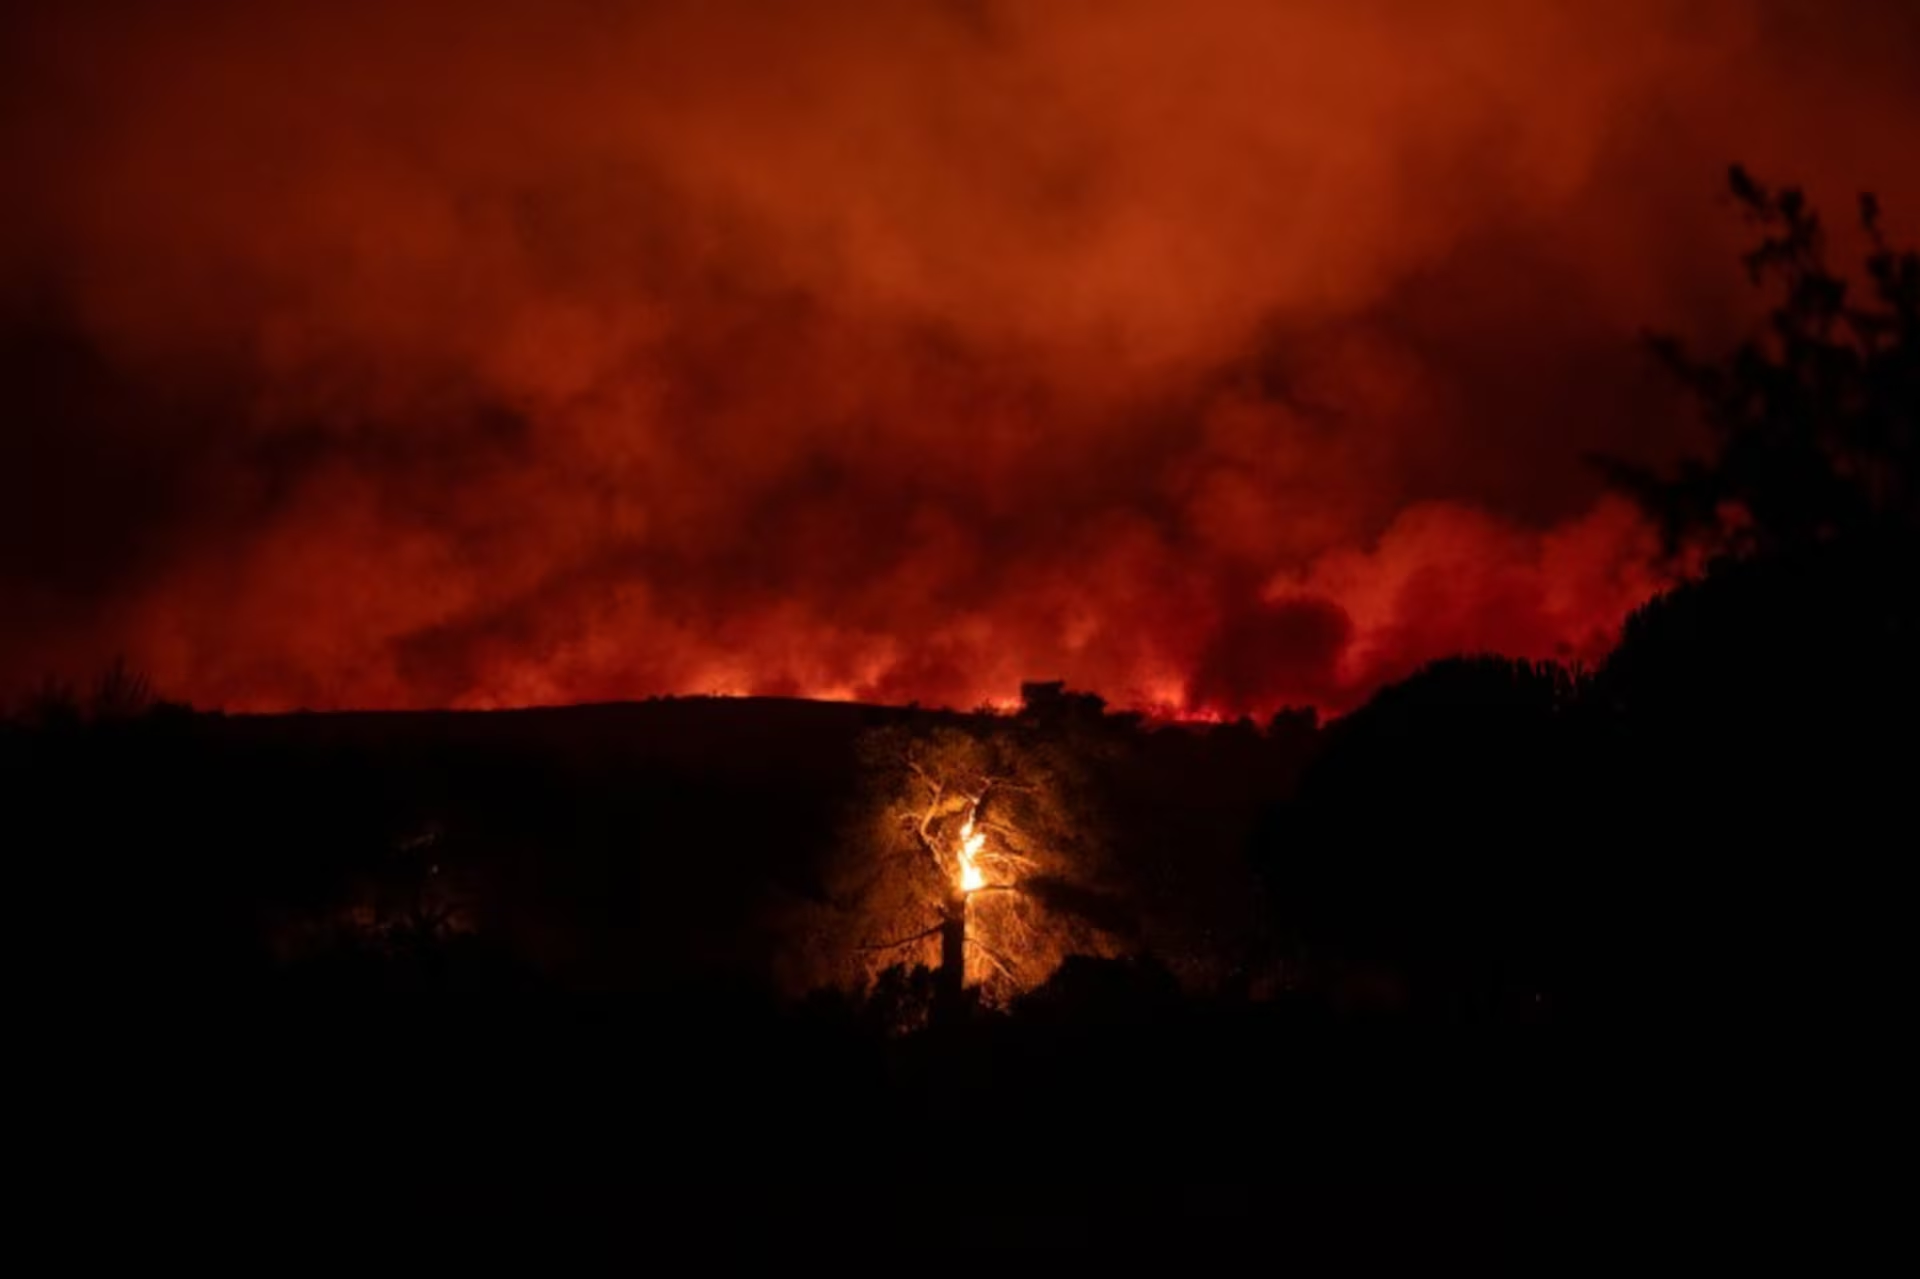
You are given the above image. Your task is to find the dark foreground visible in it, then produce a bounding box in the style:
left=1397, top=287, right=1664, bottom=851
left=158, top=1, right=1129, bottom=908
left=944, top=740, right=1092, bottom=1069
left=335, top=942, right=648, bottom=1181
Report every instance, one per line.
left=19, top=981, right=1902, bottom=1270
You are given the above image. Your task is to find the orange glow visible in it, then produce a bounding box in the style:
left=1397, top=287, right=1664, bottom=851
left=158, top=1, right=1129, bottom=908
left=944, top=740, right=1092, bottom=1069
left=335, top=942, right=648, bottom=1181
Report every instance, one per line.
left=958, top=814, right=986, bottom=894
left=3, top=2, right=1915, bottom=716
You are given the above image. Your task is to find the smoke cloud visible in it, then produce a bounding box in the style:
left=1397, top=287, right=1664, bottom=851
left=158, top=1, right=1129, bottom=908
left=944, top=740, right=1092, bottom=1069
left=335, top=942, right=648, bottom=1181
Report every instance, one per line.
left=3, top=0, right=1916, bottom=715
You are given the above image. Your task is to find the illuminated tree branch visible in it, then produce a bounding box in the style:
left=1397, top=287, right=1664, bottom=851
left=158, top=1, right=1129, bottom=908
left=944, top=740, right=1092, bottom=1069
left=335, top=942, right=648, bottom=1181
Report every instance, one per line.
left=911, top=812, right=945, bottom=871
left=977, top=848, right=1038, bottom=874
left=906, top=759, right=944, bottom=799
left=896, top=768, right=955, bottom=874
left=837, top=719, right=1111, bottom=1016
left=965, top=935, right=1019, bottom=983
left=861, top=921, right=947, bottom=953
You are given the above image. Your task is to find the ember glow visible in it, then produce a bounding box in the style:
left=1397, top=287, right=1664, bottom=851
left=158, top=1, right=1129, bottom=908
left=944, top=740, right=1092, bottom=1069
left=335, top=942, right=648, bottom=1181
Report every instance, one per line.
left=4, top=2, right=1918, bottom=716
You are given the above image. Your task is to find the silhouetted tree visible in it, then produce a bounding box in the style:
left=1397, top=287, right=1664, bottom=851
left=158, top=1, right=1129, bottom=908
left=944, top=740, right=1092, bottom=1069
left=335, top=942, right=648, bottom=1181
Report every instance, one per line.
left=1604, top=166, right=1919, bottom=555
left=1252, top=656, right=1591, bottom=1012
left=1012, top=953, right=1184, bottom=1027
left=1585, top=535, right=1919, bottom=1018
left=1582, top=170, right=1920, bottom=1017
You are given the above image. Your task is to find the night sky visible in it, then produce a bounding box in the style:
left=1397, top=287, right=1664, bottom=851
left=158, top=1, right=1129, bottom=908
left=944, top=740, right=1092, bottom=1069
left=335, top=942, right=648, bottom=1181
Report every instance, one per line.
left=5, top=0, right=1917, bottom=715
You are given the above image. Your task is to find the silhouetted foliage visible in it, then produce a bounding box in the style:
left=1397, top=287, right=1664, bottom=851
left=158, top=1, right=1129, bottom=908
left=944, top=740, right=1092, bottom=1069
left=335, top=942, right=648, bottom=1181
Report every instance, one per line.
left=1252, top=656, right=1589, bottom=1015
left=1267, top=704, right=1319, bottom=737
left=851, top=960, right=945, bottom=1036
left=1604, top=166, right=1920, bottom=555
left=1591, top=537, right=1917, bottom=1011
left=1012, top=952, right=1184, bottom=1026
left=88, top=655, right=155, bottom=721
left=1576, top=170, right=1918, bottom=1017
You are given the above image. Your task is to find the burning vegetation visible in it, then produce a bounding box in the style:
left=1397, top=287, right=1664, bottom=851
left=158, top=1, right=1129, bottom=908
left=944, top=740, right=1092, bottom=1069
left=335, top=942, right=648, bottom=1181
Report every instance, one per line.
left=802, top=715, right=1125, bottom=1020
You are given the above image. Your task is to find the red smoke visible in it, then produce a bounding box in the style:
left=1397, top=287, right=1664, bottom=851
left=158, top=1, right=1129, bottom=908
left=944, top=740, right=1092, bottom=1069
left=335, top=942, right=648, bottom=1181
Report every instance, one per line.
left=2, top=1, right=1917, bottom=717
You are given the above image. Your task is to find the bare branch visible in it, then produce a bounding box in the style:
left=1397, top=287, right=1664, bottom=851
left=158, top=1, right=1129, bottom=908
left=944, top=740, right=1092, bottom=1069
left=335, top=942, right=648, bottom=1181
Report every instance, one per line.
left=914, top=807, right=945, bottom=871
left=965, top=936, right=1019, bottom=982
left=860, top=921, right=946, bottom=953
left=905, top=759, right=944, bottom=799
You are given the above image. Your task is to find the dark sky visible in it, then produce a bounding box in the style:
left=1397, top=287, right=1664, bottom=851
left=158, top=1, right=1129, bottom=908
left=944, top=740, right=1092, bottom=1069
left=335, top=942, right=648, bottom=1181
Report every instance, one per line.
left=4, top=0, right=1917, bottom=714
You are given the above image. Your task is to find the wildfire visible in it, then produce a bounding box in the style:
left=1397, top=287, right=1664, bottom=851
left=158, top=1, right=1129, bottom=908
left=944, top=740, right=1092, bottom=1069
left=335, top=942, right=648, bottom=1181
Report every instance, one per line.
left=958, top=814, right=986, bottom=893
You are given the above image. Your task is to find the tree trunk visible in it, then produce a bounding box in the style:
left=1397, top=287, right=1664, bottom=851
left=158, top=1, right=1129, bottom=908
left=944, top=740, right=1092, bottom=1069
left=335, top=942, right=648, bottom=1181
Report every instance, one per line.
left=935, top=890, right=968, bottom=1025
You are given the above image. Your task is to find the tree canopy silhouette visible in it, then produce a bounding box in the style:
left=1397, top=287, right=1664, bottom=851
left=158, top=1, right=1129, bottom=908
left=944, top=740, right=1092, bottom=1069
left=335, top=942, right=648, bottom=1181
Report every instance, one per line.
left=1604, top=166, right=1919, bottom=555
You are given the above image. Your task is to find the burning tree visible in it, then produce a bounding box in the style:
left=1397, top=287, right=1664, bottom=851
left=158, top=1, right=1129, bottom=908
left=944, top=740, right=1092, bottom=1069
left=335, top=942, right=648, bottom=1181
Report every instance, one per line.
left=804, top=716, right=1122, bottom=1021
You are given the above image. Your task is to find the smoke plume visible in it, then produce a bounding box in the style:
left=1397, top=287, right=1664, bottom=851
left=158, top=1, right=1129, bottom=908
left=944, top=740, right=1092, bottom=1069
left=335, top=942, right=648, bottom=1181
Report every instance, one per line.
left=3, top=0, right=1916, bottom=715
